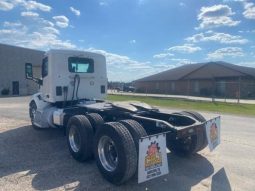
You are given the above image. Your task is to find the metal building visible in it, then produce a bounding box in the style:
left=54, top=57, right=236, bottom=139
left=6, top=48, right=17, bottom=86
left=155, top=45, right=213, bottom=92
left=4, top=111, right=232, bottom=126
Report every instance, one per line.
left=0, top=43, right=44, bottom=96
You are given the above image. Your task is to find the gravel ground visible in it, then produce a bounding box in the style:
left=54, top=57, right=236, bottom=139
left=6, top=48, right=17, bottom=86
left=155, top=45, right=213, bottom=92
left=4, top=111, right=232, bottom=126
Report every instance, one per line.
left=0, top=96, right=254, bottom=191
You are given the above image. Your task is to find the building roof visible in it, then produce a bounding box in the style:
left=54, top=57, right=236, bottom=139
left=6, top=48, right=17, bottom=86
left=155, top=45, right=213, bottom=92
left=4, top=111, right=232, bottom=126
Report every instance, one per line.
left=135, top=61, right=255, bottom=82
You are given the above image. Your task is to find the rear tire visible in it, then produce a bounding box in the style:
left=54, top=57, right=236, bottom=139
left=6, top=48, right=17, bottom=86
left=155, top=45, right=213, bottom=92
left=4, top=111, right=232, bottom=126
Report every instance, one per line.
left=94, top=122, right=137, bottom=185
left=180, top=111, right=206, bottom=122
left=167, top=136, right=198, bottom=156
left=167, top=111, right=207, bottom=156
left=180, top=111, right=207, bottom=152
left=86, top=113, right=104, bottom=133
left=67, top=115, right=94, bottom=162
left=119, top=119, right=147, bottom=152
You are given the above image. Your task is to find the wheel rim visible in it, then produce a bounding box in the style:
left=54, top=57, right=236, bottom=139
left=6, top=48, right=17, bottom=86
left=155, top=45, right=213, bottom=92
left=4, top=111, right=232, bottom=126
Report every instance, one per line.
left=69, top=125, right=81, bottom=153
left=30, top=105, right=36, bottom=123
left=98, top=136, right=118, bottom=172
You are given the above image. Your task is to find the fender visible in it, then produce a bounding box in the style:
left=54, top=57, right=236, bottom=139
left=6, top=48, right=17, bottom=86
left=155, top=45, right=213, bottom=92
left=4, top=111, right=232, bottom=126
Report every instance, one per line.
left=30, top=93, right=50, bottom=111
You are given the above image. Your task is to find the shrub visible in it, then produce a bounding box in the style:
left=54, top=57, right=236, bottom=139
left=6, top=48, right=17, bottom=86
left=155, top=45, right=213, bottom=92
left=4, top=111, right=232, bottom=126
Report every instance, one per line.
left=1, top=88, right=10, bottom=95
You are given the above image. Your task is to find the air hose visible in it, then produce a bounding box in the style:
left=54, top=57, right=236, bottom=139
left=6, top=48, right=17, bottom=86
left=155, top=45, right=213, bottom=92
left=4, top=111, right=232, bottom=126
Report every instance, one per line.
left=71, top=74, right=80, bottom=105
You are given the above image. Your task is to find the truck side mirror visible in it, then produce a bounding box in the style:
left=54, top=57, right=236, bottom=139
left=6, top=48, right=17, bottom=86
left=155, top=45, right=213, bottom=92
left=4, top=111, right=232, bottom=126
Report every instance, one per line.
left=25, top=63, right=33, bottom=79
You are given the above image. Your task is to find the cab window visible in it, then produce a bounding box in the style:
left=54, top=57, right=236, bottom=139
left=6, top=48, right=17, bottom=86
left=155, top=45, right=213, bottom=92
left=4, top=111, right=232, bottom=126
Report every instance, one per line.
left=68, top=57, right=94, bottom=73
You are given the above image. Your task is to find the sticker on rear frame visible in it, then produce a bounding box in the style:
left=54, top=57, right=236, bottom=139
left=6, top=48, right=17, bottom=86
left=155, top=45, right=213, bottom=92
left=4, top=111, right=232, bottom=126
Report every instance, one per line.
left=205, top=116, right=221, bottom=151
left=138, top=133, right=169, bottom=183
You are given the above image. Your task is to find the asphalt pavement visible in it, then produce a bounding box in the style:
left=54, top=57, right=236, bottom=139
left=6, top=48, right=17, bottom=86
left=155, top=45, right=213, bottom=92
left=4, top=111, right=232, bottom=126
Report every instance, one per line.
left=0, top=96, right=254, bottom=191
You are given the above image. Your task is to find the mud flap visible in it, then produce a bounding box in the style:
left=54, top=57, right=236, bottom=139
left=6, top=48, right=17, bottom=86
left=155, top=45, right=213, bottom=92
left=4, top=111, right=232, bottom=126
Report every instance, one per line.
left=205, top=116, right=221, bottom=151
left=138, top=133, right=169, bottom=183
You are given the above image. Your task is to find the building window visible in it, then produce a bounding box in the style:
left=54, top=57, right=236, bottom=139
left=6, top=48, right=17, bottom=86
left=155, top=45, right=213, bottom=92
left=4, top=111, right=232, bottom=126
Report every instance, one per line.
left=68, top=57, right=94, bottom=73
left=156, top=82, right=159, bottom=89
left=171, top=82, right=175, bottom=91
left=218, top=80, right=226, bottom=95
left=194, top=81, right=199, bottom=93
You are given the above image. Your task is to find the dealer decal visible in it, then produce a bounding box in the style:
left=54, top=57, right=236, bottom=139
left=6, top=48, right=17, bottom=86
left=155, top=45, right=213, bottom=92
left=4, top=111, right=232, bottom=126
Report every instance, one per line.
left=205, top=116, right=221, bottom=151
left=138, top=134, right=168, bottom=183
left=145, top=141, right=162, bottom=178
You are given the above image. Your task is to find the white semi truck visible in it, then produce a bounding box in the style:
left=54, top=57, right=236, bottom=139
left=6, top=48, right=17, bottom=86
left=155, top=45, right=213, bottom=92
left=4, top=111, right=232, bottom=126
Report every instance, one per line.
left=25, top=49, right=220, bottom=185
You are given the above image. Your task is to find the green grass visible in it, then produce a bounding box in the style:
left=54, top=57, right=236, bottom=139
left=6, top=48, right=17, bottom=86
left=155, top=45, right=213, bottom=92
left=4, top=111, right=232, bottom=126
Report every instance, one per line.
left=107, top=94, right=255, bottom=116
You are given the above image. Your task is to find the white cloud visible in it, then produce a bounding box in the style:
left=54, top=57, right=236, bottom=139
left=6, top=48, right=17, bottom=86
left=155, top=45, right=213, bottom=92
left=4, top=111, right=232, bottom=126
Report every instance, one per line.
left=99, top=2, right=107, bottom=6
left=28, top=32, right=75, bottom=49
left=99, top=1, right=108, bottom=6
left=227, top=0, right=255, bottom=19
left=138, top=0, right=146, bottom=5
left=129, top=40, right=136, bottom=44
left=86, top=48, right=179, bottom=81
left=237, top=61, right=255, bottom=67
left=243, top=1, right=255, bottom=19
left=0, top=29, right=25, bottom=37
left=197, top=4, right=240, bottom=29
left=186, top=31, right=248, bottom=44
left=0, top=0, right=51, bottom=12
left=43, top=27, right=59, bottom=35
left=0, top=1, right=14, bottom=11
left=23, top=0, right=51, bottom=12
left=153, top=53, right=174, bottom=59
left=70, top=6, right=80, bottom=16
left=168, top=44, right=201, bottom=53
left=21, top=11, right=39, bottom=17
left=0, top=15, right=75, bottom=50
left=41, top=19, right=54, bottom=27
left=170, top=58, right=194, bottom=65
left=179, top=2, right=186, bottom=7
left=53, top=16, right=69, bottom=28
left=238, top=29, right=255, bottom=33
left=207, top=47, right=244, bottom=59
left=3, top=21, right=22, bottom=27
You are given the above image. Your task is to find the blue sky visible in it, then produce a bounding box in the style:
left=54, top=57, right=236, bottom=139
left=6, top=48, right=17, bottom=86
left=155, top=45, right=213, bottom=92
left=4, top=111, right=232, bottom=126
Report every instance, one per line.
left=0, top=0, right=254, bottom=81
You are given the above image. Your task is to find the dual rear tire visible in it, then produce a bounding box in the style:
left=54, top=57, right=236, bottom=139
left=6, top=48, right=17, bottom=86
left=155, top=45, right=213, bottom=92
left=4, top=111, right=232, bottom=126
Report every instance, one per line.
left=66, top=115, right=94, bottom=161
left=66, top=115, right=147, bottom=184
left=94, top=122, right=137, bottom=184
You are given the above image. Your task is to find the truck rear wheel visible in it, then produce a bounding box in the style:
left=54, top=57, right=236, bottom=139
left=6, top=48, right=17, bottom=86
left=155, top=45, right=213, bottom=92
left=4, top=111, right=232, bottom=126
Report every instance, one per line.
left=167, top=111, right=207, bottom=156
left=94, top=122, right=137, bottom=185
left=119, top=119, right=147, bottom=152
left=180, top=111, right=207, bottom=152
left=67, top=115, right=94, bottom=162
left=86, top=113, right=104, bottom=133
left=180, top=111, right=206, bottom=122
left=167, top=136, right=198, bottom=156
left=29, top=101, right=40, bottom=129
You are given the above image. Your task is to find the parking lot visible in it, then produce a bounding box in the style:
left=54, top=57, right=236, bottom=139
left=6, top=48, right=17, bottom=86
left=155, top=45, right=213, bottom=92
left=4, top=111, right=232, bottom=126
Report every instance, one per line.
left=0, top=96, right=255, bottom=191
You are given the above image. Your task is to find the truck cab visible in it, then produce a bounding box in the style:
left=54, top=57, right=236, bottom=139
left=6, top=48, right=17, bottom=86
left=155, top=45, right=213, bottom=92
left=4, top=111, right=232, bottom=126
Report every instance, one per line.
left=26, top=49, right=107, bottom=103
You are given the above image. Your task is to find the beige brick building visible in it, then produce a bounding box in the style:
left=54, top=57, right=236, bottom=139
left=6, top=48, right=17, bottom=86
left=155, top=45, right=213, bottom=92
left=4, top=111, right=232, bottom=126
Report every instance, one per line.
left=0, top=43, right=44, bottom=96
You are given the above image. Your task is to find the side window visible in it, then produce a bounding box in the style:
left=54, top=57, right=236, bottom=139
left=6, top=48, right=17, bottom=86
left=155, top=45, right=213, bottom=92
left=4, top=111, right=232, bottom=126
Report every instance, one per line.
left=42, top=57, right=48, bottom=78
left=68, top=57, right=94, bottom=73
left=194, top=81, right=199, bottom=93
left=171, top=82, right=175, bottom=91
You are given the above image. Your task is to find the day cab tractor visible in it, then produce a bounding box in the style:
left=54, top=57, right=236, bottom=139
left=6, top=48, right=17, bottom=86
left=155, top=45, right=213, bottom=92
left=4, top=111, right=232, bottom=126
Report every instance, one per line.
left=25, top=49, right=220, bottom=185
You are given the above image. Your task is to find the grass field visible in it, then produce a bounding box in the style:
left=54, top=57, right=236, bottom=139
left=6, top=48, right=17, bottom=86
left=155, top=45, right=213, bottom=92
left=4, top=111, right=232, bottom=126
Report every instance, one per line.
left=107, top=94, right=255, bottom=116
